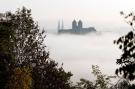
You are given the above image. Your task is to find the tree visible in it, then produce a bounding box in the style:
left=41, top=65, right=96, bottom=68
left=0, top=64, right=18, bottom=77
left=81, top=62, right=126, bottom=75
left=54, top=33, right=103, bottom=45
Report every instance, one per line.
left=0, top=7, right=73, bottom=89
left=76, top=65, right=110, bottom=89
left=32, top=61, right=73, bottom=89
left=92, top=65, right=110, bottom=89
left=7, top=67, right=32, bottom=89
left=0, top=13, right=15, bottom=89
left=129, top=84, right=135, bottom=89
left=114, top=12, right=135, bottom=81
left=76, top=78, right=95, bottom=89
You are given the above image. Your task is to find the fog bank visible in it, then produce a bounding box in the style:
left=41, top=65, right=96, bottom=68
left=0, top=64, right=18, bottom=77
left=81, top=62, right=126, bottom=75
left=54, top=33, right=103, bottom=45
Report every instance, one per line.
left=45, top=32, right=124, bottom=82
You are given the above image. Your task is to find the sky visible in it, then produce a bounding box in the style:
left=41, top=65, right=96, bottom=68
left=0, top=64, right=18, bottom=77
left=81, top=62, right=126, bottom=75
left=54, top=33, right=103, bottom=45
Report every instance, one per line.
left=1, top=0, right=135, bottom=30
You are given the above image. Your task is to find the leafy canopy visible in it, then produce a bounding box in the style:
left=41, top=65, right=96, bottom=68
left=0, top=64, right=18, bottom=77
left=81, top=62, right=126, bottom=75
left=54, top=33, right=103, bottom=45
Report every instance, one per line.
left=114, top=11, right=135, bottom=81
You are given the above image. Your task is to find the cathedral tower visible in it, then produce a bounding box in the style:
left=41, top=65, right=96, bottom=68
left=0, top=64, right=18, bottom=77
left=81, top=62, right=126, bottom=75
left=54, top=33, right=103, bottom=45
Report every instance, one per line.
left=61, top=20, right=64, bottom=30
left=58, top=20, right=60, bottom=31
left=72, top=20, right=77, bottom=31
left=78, top=20, right=83, bottom=30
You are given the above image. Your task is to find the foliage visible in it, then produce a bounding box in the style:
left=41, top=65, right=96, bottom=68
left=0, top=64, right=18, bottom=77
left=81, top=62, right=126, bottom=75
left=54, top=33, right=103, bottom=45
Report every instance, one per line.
left=0, top=13, right=15, bottom=89
left=0, top=7, right=73, bottom=89
left=114, top=12, right=135, bottom=81
left=32, top=60, right=73, bottom=89
left=76, top=65, right=110, bottom=89
left=92, top=65, right=110, bottom=89
left=129, top=84, right=135, bottom=89
left=7, top=67, right=32, bottom=89
left=9, top=7, right=47, bottom=67
left=76, top=78, right=95, bottom=89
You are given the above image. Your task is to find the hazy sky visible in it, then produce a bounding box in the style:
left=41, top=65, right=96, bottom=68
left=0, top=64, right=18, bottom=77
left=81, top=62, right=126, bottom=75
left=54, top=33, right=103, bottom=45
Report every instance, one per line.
left=0, top=0, right=135, bottom=30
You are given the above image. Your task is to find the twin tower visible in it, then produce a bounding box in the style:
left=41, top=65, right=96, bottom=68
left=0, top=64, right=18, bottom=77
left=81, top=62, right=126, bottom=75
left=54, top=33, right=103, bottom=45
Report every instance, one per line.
left=58, top=20, right=83, bottom=31
left=72, top=20, right=83, bottom=31
left=58, top=19, right=96, bottom=34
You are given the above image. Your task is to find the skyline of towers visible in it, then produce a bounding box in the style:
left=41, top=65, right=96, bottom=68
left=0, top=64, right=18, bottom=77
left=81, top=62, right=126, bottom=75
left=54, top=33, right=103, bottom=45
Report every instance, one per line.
left=58, top=19, right=96, bottom=34
left=58, top=19, right=83, bottom=31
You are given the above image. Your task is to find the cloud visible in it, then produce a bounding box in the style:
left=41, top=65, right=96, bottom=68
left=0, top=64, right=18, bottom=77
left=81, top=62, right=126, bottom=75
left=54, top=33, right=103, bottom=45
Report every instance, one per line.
left=45, top=32, right=122, bottom=82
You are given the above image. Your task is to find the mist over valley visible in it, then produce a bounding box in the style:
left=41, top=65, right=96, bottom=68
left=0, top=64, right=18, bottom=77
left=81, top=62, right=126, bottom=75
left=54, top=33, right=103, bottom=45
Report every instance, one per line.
left=45, top=29, right=126, bottom=82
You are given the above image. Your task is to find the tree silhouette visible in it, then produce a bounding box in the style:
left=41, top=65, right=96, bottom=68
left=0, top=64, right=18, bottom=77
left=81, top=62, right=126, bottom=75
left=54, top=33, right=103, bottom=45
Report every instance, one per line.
left=76, top=65, right=110, bottom=89
left=114, top=11, right=135, bottom=81
left=0, top=7, right=73, bottom=89
left=0, top=13, right=15, bottom=89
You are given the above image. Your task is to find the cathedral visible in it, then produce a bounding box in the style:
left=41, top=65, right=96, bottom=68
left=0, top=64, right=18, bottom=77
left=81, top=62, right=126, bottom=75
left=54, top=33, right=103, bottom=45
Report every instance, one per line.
left=58, top=20, right=96, bottom=34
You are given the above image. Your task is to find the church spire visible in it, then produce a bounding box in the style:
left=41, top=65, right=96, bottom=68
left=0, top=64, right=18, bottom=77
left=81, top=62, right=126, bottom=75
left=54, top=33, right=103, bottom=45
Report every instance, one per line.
left=61, top=20, right=64, bottom=30
left=58, top=20, right=60, bottom=31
